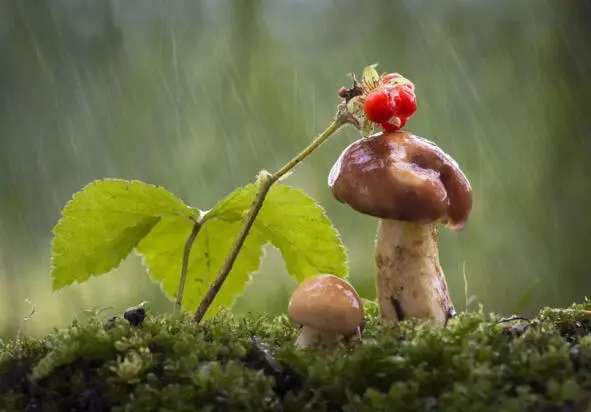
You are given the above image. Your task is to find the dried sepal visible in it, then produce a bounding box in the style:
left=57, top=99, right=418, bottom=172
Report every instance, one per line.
left=361, top=64, right=380, bottom=93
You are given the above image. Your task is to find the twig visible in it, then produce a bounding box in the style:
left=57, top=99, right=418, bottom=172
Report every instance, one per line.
left=193, top=103, right=355, bottom=323
left=249, top=336, right=284, bottom=375
left=495, top=315, right=531, bottom=324
left=245, top=336, right=300, bottom=397
left=175, top=218, right=203, bottom=314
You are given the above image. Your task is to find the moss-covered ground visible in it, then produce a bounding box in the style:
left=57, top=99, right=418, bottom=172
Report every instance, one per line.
left=1, top=301, right=591, bottom=411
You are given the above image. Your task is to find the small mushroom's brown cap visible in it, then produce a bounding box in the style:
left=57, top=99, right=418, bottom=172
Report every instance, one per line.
left=328, top=131, right=472, bottom=231
left=288, top=274, right=364, bottom=335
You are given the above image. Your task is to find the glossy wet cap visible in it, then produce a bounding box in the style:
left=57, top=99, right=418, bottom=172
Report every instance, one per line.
left=288, top=274, right=364, bottom=335
left=328, top=131, right=472, bottom=231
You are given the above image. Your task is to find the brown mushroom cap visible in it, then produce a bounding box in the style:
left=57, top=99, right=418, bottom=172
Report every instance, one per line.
left=288, top=274, right=364, bottom=336
left=328, top=130, right=473, bottom=231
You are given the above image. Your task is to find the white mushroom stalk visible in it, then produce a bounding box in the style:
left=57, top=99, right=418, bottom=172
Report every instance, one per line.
left=374, top=219, right=452, bottom=325
left=295, top=326, right=343, bottom=348
left=329, top=131, right=473, bottom=326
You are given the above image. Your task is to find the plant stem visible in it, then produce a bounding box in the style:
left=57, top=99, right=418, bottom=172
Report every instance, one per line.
left=193, top=105, right=352, bottom=323
left=175, top=218, right=203, bottom=314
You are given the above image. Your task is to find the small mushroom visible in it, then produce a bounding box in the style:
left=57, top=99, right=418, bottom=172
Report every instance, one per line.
left=288, top=274, right=364, bottom=348
left=328, top=130, right=472, bottom=326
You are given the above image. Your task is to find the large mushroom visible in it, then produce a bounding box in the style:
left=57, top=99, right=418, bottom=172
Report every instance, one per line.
left=328, top=130, right=472, bottom=326
left=288, top=274, right=364, bottom=348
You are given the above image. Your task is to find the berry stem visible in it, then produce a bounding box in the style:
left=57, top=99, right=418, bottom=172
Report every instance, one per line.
left=174, top=217, right=203, bottom=314
left=193, top=103, right=353, bottom=323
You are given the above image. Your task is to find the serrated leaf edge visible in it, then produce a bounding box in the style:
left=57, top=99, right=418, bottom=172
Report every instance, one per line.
left=50, top=217, right=161, bottom=291
left=255, top=185, right=350, bottom=279
left=201, top=183, right=350, bottom=279
left=49, top=178, right=198, bottom=290
left=203, top=183, right=256, bottom=222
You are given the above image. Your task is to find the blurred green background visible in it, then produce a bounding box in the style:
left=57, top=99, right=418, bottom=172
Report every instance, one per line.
left=1, top=0, right=590, bottom=337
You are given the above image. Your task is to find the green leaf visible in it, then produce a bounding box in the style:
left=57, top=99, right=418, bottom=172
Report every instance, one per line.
left=207, top=183, right=349, bottom=282
left=51, top=179, right=198, bottom=290
left=258, top=185, right=349, bottom=281
left=205, top=182, right=255, bottom=221
left=136, top=183, right=347, bottom=315
left=135, top=215, right=266, bottom=314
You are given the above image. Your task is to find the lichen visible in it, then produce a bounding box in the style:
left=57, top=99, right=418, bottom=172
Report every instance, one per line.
left=1, top=300, right=591, bottom=411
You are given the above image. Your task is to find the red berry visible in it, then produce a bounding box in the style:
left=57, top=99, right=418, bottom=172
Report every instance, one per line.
left=390, top=85, right=417, bottom=118
left=381, top=122, right=397, bottom=131
left=381, top=73, right=403, bottom=84
left=363, top=88, right=396, bottom=123
left=381, top=73, right=415, bottom=91
left=399, top=116, right=408, bottom=128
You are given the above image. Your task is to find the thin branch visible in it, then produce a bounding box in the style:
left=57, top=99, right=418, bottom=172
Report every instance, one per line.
left=495, top=315, right=531, bottom=324
left=193, top=103, right=354, bottom=323
left=175, top=218, right=203, bottom=314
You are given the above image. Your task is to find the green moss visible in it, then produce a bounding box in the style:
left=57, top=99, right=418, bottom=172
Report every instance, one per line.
left=1, top=301, right=591, bottom=411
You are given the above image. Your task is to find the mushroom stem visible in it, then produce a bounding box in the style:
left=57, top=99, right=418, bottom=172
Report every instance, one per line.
left=374, top=218, right=454, bottom=326
left=295, top=326, right=339, bottom=348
